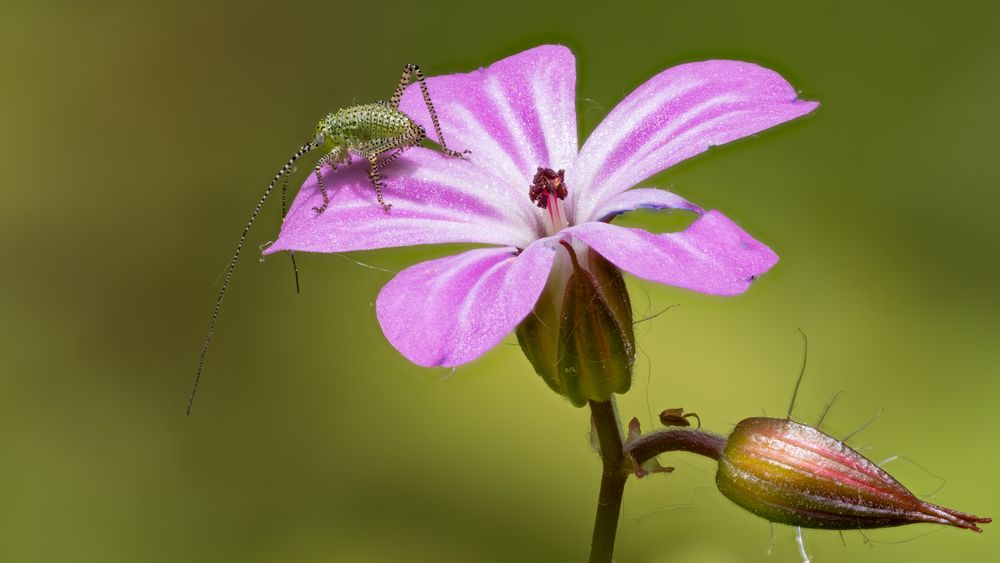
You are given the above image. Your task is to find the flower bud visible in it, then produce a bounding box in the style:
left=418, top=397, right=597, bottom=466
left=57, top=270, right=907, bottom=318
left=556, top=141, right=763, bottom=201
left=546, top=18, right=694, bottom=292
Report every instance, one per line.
left=516, top=243, right=635, bottom=407
left=716, top=417, right=991, bottom=532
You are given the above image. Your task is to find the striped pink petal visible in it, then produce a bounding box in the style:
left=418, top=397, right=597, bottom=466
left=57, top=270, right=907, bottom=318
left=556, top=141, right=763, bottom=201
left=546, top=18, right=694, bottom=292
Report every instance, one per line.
left=375, top=241, right=557, bottom=367
left=398, top=44, right=578, bottom=207
left=266, top=150, right=538, bottom=254
left=571, top=60, right=818, bottom=223
left=566, top=210, right=778, bottom=296
left=589, top=187, right=702, bottom=222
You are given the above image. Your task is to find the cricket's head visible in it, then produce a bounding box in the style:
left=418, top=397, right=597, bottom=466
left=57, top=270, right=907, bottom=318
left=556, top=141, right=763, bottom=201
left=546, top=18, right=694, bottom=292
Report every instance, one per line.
left=313, top=114, right=341, bottom=151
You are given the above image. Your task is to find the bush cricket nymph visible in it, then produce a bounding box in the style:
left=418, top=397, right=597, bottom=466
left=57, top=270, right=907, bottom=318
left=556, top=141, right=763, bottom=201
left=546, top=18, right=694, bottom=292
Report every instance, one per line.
left=187, top=64, right=468, bottom=414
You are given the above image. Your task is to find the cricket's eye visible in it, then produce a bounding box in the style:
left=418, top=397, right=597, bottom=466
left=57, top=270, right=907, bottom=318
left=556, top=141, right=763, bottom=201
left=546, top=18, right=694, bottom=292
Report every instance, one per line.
left=314, top=132, right=325, bottom=147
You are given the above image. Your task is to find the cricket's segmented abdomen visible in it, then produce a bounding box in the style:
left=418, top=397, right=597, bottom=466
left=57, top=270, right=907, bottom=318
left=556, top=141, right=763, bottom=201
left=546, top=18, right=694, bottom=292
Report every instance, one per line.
left=335, top=103, right=418, bottom=146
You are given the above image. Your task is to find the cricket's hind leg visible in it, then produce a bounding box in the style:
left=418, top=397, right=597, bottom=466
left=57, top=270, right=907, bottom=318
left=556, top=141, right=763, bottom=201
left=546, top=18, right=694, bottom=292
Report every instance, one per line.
left=390, top=63, right=470, bottom=159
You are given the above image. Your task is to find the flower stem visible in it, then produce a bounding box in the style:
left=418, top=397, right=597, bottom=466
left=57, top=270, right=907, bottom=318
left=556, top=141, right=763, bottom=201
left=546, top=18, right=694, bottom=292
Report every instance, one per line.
left=626, top=428, right=726, bottom=466
left=588, top=399, right=628, bottom=563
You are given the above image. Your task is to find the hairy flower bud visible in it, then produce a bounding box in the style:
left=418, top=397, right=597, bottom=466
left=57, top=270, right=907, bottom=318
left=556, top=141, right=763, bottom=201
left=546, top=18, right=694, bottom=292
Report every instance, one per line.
left=716, top=417, right=991, bottom=532
left=516, top=243, right=635, bottom=407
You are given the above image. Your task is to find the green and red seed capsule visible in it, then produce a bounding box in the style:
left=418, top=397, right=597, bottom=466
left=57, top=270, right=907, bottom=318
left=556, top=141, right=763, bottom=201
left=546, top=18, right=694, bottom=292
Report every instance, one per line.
left=716, top=417, right=991, bottom=532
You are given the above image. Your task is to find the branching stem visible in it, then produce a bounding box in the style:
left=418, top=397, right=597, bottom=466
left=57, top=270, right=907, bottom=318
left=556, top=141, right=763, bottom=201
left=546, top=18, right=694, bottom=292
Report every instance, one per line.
left=587, top=400, right=727, bottom=562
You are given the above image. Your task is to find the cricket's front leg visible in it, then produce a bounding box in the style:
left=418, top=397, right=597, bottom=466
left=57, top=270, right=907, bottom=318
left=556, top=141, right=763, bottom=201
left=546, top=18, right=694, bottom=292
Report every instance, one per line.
left=311, top=149, right=344, bottom=215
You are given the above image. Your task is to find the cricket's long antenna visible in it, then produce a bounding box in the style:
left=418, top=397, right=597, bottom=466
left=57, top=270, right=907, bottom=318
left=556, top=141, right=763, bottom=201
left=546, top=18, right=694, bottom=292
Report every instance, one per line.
left=786, top=328, right=809, bottom=420
left=278, top=170, right=301, bottom=294
left=188, top=141, right=315, bottom=415
left=290, top=252, right=301, bottom=293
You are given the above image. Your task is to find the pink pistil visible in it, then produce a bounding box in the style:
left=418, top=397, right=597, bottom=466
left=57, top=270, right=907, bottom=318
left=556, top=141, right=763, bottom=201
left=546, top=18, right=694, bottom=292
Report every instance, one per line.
left=529, top=167, right=570, bottom=235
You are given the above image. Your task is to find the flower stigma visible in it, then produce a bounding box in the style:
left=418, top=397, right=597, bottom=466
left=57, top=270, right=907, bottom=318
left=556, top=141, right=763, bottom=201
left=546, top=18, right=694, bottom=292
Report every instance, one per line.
left=529, top=167, right=570, bottom=235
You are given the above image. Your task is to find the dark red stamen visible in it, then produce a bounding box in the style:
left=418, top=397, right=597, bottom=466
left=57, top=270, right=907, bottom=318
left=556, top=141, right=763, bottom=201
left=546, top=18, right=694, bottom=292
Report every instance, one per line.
left=528, top=167, right=568, bottom=209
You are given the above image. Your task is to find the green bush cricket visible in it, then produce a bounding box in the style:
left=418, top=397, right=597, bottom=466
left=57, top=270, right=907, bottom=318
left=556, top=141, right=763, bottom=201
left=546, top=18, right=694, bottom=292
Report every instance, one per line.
left=188, top=64, right=468, bottom=414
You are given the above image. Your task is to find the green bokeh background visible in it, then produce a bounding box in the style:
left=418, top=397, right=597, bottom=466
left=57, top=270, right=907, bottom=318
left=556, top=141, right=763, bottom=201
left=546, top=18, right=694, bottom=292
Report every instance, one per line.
left=2, top=1, right=997, bottom=561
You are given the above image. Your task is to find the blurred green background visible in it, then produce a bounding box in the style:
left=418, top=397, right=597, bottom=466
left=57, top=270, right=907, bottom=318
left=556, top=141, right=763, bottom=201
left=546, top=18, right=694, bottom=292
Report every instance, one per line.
left=2, top=1, right=997, bottom=561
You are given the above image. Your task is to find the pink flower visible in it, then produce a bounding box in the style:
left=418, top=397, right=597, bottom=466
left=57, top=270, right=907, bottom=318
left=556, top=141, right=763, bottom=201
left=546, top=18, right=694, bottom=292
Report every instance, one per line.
left=264, top=46, right=817, bottom=368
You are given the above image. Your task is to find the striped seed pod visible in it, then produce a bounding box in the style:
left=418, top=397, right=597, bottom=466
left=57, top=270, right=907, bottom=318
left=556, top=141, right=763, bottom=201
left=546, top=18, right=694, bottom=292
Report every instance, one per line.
left=716, top=417, right=990, bottom=532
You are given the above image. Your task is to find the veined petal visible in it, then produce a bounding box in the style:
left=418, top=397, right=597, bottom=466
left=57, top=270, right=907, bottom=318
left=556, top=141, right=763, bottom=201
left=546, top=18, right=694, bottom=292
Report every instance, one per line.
left=376, top=241, right=558, bottom=367
left=589, top=187, right=703, bottom=222
left=398, top=45, right=579, bottom=205
left=266, top=150, right=537, bottom=254
left=566, top=210, right=778, bottom=296
left=572, top=60, right=817, bottom=223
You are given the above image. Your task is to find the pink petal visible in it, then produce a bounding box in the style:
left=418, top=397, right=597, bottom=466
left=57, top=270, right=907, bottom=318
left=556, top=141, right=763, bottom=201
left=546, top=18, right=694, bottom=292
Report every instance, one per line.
left=265, top=150, right=539, bottom=254
left=398, top=45, right=578, bottom=198
left=566, top=210, right=778, bottom=296
left=589, top=188, right=703, bottom=222
left=571, top=60, right=818, bottom=223
left=376, top=241, right=557, bottom=367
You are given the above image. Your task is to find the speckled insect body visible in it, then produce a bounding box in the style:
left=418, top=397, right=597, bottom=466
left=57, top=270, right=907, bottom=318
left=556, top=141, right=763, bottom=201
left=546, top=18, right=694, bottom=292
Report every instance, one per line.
left=187, top=64, right=467, bottom=414
left=310, top=103, right=422, bottom=211
left=309, top=64, right=468, bottom=213
left=316, top=103, right=419, bottom=162
left=310, top=95, right=460, bottom=212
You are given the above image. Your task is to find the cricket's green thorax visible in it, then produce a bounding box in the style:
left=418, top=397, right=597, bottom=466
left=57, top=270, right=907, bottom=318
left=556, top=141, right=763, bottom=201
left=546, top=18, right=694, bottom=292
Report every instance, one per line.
left=314, top=103, right=422, bottom=154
